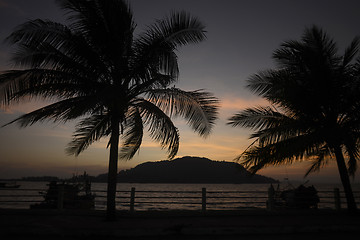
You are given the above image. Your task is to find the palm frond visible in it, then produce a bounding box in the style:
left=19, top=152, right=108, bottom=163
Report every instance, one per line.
left=303, top=26, right=339, bottom=65
left=344, top=141, right=359, bottom=177
left=2, top=96, right=99, bottom=127
left=273, top=40, right=304, bottom=67
left=128, top=73, right=175, bottom=95
left=343, top=37, right=360, bottom=67
left=275, top=26, right=341, bottom=73
left=228, top=106, right=319, bottom=148
left=7, top=19, right=81, bottom=69
left=132, top=11, right=206, bottom=80
left=135, top=99, right=179, bottom=159
left=246, top=70, right=276, bottom=97
left=246, top=69, right=297, bottom=108
left=304, top=147, right=331, bottom=176
left=57, top=0, right=135, bottom=71
left=147, top=88, right=219, bottom=137
left=347, top=153, right=358, bottom=177
left=0, top=69, right=104, bottom=105
left=241, top=133, right=325, bottom=174
left=227, top=106, right=287, bottom=130
left=66, top=114, right=111, bottom=155
left=354, top=56, right=360, bottom=75
left=6, top=18, right=113, bottom=82
left=119, top=107, right=144, bottom=160
left=152, top=11, right=206, bottom=48
left=0, top=70, right=31, bottom=105
left=6, top=19, right=70, bottom=50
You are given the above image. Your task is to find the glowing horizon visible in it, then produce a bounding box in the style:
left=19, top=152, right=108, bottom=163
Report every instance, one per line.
left=0, top=94, right=356, bottom=184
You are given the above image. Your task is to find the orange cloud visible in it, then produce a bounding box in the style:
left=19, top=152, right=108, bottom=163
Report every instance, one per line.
left=220, top=96, right=267, bottom=111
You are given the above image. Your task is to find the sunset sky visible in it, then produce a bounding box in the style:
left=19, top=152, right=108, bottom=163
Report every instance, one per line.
left=1, top=0, right=360, bottom=183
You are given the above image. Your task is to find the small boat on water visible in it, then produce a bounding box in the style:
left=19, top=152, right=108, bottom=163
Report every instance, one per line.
left=0, top=181, right=21, bottom=189
left=30, top=172, right=95, bottom=209
left=271, top=180, right=320, bottom=209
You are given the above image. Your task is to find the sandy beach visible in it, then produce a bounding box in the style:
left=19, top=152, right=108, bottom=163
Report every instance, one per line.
left=0, top=209, right=359, bottom=239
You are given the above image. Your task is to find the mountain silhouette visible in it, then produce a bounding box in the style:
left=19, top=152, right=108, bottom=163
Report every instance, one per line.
left=96, top=156, right=278, bottom=183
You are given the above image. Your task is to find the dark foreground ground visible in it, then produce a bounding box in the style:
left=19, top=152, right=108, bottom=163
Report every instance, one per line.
left=0, top=209, right=359, bottom=239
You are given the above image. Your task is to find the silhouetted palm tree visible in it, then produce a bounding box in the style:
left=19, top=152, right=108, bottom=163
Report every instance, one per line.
left=228, top=26, right=359, bottom=212
left=0, top=0, right=219, bottom=219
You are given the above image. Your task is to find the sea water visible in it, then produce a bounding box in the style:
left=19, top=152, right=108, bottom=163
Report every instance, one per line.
left=0, top=181, right=359, bottom=210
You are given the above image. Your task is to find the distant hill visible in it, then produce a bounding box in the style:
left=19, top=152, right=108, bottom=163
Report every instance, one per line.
left=95, top=156, right=278, bottom=183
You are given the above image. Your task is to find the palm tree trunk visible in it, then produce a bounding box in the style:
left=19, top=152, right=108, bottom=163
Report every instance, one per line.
left=333, top=145, right=357, bottom=213
left=106, top=116, right=120, bottom=220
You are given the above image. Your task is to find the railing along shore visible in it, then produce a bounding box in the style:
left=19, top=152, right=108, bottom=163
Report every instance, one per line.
left=1, top=187, right=359, bottom=212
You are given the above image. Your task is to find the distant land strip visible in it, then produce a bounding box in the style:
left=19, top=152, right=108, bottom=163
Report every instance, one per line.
left=4, top=157, right=278, bottom=184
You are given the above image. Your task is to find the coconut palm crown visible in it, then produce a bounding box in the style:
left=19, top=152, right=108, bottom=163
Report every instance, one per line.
left=0, top=0, right=219, bottom=219
left=228, top=26, right=359, bottom=212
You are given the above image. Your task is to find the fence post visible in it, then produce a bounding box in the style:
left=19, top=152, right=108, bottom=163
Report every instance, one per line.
left=334, top=188, right=341, bottom=211
left=202, top=188, right=206, bottom=213
left=130, top=187, right=136, bottom=212
left=57, top=185, right=64, bottom=210
left=267, top=184, right=275, bottom=211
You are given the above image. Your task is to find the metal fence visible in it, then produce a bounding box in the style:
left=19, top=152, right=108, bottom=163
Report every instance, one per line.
left=1, top=187, right=359, bottom=211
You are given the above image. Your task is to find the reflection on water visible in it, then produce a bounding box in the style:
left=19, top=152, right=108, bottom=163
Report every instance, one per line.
left=1, top=182, right=359, bottom=211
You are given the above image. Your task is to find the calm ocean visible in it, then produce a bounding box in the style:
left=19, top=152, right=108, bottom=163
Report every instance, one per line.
left=1, top=182, right=359, bottom=211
